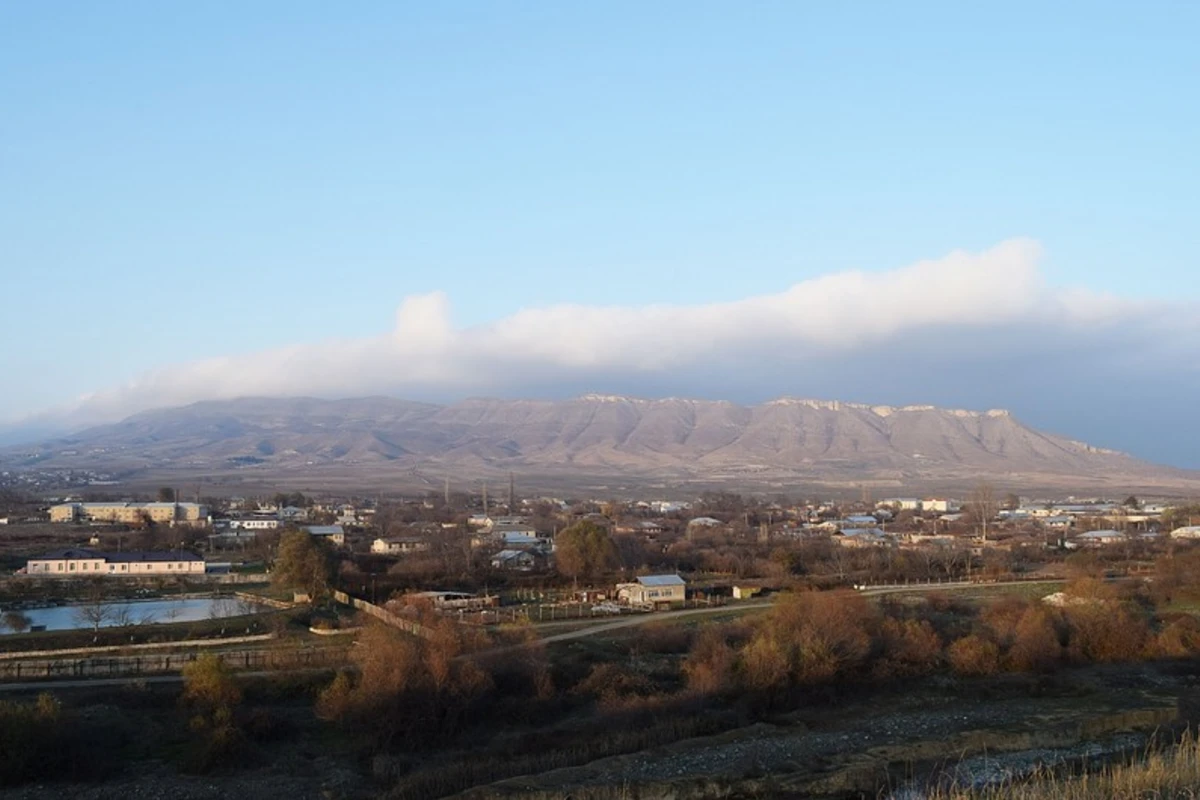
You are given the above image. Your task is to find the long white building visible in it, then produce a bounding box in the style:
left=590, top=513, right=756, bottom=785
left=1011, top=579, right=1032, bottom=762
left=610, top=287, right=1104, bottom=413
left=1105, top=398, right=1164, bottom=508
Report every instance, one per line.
left=50, top=502, right=209, bottom=526
left=24, top=548, right=206, bottom=577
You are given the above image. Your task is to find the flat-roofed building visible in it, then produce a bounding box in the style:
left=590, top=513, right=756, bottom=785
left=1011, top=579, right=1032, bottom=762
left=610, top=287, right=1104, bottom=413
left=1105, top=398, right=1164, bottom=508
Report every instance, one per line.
left=49, top=502, right=209, bottom=527
left=24, top=548, right=206, bottom=577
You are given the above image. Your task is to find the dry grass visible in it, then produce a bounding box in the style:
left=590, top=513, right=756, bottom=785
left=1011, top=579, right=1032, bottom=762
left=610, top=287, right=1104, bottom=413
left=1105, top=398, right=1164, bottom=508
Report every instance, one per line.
left=929, top=733, right=1200, bottom=800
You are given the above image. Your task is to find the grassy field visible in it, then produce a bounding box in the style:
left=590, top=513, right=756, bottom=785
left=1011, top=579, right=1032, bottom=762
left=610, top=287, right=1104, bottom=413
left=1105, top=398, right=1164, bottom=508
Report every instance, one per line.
left=881, top=579, right=1067, bottom=605
left=931, top=733, right=1200, bottom=799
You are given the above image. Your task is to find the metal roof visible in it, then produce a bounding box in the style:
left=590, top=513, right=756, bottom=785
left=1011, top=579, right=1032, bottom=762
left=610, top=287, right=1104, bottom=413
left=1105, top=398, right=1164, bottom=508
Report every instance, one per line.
left=493, top=549, right=532, bottom=560
left=105, top=550, right=203, bottom=563
left=31, top=548, right=104, bottom=559
left=636, top=574, right=685, bottom=587
left=31, top=548, right=202, bottom=562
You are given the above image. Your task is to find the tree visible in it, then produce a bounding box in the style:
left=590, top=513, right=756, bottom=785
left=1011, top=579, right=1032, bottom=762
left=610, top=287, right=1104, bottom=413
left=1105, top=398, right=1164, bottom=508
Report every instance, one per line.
left=182, top=653, right=242, bottom=715
left=968, top=482, right=998, bottom=543
left=554, top=521, right=620, bottom=580
left=271, top=531, right=337, bottom=601
left=1123, top=495, right=1141, bottom=510
left=156, top=487, right=177, bottom=503
left=181, top=653, right=245, bottom=770
left=316, top=620, right=493, bottom=750
left=1, top=611, right=31, bottom=634
left=73, top=580, right=113, bottom=635
left=683, top=626, right=738, bottom=694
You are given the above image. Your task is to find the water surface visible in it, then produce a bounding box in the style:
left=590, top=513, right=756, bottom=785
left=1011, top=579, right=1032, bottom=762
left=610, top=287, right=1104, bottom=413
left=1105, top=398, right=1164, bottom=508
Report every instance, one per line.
left=5, top=596, right=266, bottom=633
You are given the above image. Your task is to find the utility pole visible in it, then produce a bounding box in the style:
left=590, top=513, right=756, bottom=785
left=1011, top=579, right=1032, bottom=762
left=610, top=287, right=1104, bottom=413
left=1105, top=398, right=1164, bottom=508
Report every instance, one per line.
left=444, top=477, right=450, bottom=507
left=482, top=482, right=488, bottom=518
left=509, top=471, right=515, bottom=512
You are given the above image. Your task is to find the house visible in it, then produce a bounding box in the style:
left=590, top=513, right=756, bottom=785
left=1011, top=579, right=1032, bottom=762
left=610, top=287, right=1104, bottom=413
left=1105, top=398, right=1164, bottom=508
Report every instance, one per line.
left=490, top=549, right=541, bottom=571
left=207, top=529, right=259, bottom=548
left=616, top=574, right=687, bottom=607
left=1170, top=526, right=1200, bottom=540
left=1041, top=515, right=1074, bottom=530
left=845, top=514, right=879, bottom=526
left=733, top=585, right=764, bottom=600
left=633, top=520, right=666, bottom=536
left=497, top=531, right=552, bottom=551
left=25, top=548, right=206, bottom=576
left=370, top=537, right=431, bottom=555
left=834, top=527, right=891, bottom=547
left=490, top=521, right=540, bottom=538
left=1074, top=529, right=1125, bottom=547
left=687, top=516, right=724, bottom=528
left=467, top=514, right=492, bottom=528
left=882, top=498, right=921, bottom=512
left=923, top=498, right=959, bottom=514
left=230, top=517, right=280, bottom=530
left=278, top=505, right=309, bottom=522
left=616, top=520, right=666, bottom=536
left=303, top=525, right=346, bottom=546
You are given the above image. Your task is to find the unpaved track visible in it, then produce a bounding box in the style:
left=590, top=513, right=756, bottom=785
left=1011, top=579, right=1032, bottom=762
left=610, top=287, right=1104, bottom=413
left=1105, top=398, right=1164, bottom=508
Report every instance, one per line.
left=534, top=579, right=1062, bottom=645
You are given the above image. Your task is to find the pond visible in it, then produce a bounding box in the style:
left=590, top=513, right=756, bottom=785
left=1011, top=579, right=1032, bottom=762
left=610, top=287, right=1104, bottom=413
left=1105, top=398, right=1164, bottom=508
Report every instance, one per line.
left=2, top=596, right=269, bottom=633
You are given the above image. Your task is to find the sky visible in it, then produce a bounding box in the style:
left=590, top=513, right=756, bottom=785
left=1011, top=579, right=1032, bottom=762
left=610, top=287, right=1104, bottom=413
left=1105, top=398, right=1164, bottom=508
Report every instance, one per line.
left=2, top=2, right=1199, bottom=465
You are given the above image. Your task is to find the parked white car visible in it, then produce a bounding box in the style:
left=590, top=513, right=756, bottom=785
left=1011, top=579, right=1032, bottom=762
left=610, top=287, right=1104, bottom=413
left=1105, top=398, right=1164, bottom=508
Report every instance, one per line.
left=591, top=602, right=624, bottom=614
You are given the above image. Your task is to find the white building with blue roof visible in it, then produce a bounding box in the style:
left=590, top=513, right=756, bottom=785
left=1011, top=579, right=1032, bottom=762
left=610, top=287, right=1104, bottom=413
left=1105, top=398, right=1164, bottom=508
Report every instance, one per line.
left=616, top=574, right=686, bottom=607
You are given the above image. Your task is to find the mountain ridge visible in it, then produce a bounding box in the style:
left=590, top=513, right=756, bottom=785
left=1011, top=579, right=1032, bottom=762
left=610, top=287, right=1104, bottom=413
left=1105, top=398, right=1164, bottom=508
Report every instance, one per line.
left=2, top=395, right=1193, bottom=492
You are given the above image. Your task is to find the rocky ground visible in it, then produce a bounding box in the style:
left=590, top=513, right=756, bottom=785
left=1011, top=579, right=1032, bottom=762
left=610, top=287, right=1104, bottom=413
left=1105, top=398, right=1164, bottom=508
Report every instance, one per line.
left=461, top=664, right=1200, bottom=799
left=3, top=758, right=367, bottom=800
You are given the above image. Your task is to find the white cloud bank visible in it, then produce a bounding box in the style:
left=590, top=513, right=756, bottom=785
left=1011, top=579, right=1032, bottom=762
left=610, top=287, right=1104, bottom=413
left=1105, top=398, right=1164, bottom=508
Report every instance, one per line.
left=10, top=238, right=1200, bottom=463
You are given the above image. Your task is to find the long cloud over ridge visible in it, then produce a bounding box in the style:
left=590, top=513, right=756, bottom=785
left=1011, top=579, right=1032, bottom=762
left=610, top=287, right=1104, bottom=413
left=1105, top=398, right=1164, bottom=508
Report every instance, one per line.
left=12, top=238, right=1200, bottom=466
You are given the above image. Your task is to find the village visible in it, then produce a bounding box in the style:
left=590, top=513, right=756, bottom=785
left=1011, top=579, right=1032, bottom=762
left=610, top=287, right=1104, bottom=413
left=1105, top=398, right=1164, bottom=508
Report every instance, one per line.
left=3, top=487, right=1198, bottom=619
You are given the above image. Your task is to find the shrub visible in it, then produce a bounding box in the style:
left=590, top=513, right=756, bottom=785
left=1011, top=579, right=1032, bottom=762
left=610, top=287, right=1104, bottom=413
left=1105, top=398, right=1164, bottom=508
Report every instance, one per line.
left=1155, top=615, right=1200, bottom=658
left=1064, top=604, right=1149, bottom=663
left=875, top=617, right=942, bottom=678
left=633, top=622, right=693, bottom=655
left=683, top=626, right=738, bottom=694
left=573, top=662, right=656, bottom=703
left=314, top=621, right=495, bottom=751
left=0, top=693, right=126, bottom=786
left=948, top=634, right=1001, bottom=677
left=754, top=590, right=877, bottom=686
left=1005, top=605, right=1064, bottom=673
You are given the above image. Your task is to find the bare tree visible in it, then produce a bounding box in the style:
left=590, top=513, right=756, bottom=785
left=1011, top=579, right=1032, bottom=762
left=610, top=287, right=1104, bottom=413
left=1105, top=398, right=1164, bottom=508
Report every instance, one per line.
left=74, top=581, right=114, bottom=635
left=2, top=610, right=32, bottom=634
left=969, top=482, right=998, bottom=543
left=111, top=604, right=157, bottom=628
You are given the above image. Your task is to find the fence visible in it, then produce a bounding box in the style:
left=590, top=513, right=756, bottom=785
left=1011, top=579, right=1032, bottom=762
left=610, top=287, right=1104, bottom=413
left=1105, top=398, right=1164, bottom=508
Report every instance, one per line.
left=852, top=574, right=1063, bottom=591
left=456, top=596, right=725, bottom=626
left=0, top=644, right=347, bottom=682
left=0, top=632, right=275, bottom=661
left=332, top=590, right=433, bottom=639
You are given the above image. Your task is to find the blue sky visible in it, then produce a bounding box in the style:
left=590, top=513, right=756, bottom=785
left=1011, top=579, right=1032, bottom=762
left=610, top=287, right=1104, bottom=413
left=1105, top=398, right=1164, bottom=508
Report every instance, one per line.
left=2, top=2, right=1199, bottom=464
